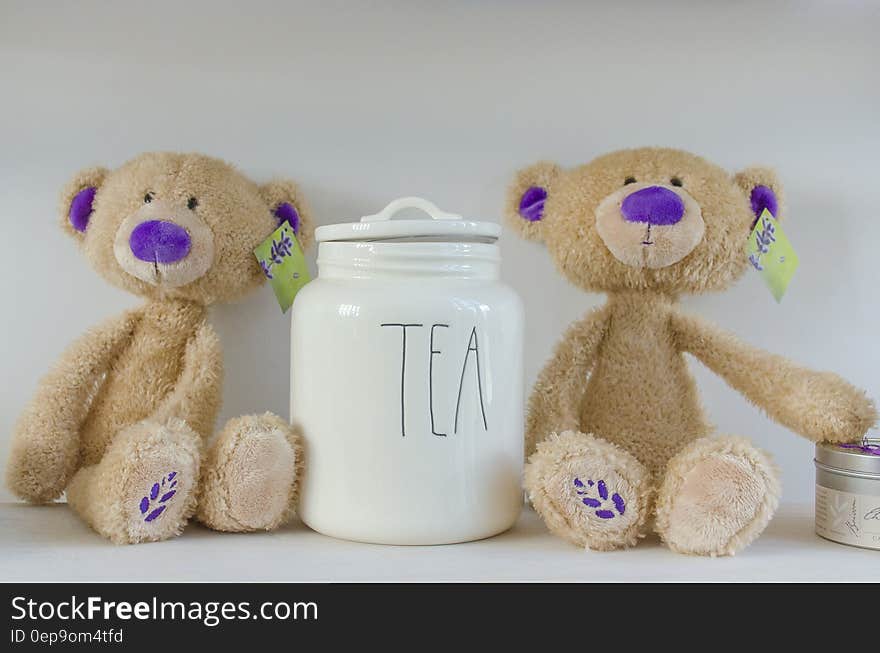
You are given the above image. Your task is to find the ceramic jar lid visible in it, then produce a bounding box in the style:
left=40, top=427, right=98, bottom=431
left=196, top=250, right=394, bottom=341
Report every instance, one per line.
left=314, top=197, right=501, bottom=243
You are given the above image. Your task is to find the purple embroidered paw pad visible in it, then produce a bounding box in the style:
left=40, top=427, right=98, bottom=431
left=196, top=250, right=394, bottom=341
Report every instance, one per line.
left=139, top=471, right=178, bottom=523
left=574, top=477, right=626, bottom=519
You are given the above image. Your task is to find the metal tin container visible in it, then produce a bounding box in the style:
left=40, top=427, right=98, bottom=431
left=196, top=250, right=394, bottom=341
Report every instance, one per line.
left=814, top=439, right=880, bottom=550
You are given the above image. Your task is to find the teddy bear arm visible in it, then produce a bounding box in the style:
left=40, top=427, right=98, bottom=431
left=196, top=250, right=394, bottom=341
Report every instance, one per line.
left=525, top=306, right=610, bottom=457
left=671, top=310, right=876, bottom=443
left=7, top=310, right=141, bottom=502
left=151, top=321, right=224, bottom=441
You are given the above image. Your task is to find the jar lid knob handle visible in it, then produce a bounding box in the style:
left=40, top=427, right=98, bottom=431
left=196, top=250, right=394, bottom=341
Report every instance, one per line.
left=361, top=197, right=462, bottom=222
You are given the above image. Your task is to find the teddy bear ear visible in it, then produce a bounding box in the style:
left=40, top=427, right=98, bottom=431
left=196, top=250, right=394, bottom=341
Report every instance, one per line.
left=59, top=166, right=108, bottom=238
left=259, top=179, right=314, bottom=250
left=505, top=161, right=561, bottom=243
left=734, top=166, right=784, bottom=225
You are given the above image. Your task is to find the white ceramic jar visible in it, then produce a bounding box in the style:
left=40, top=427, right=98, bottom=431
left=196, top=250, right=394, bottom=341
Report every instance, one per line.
left=291, top=198, right=524, bottom=545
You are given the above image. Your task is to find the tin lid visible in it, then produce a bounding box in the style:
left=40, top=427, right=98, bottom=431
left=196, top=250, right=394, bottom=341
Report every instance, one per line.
left=315, top=197, right=501, bottom=243
left=815, top=438, right=880, bottom=476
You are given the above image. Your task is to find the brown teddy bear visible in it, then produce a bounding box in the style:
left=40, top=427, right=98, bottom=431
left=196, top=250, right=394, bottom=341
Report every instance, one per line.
left=506, top=147, right=876, bottom=556
left=6, top=152, right=312, bottom=544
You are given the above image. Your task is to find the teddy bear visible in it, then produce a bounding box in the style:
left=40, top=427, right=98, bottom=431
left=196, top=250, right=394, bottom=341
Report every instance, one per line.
left=506, top=147, right=876, bottom=556
left=6, top=152, right=312, bottom=544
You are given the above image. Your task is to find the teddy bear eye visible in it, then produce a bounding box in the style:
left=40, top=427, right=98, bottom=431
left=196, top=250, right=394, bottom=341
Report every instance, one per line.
left=670, top=177, right=683, bottom=187
left=187, top=197, right=199, bottom=210
left=624, top=177, right=637, bottom=185
left=144, top=192, right=154, bottom=203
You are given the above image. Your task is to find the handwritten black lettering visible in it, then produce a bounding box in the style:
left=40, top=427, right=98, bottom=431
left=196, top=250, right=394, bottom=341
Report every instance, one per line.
left=454, top=326, right=488, bottom=434
left=380, top=323, right=423, bottom=437
left=429, top=324, right=449, bottom=437
left=864, top=506, right=880, bottom=521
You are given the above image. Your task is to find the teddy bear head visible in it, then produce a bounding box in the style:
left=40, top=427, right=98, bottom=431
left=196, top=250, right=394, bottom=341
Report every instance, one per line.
left=60, top=152, right=313, bottom=305
left=506, top=147, right=783, bottom=294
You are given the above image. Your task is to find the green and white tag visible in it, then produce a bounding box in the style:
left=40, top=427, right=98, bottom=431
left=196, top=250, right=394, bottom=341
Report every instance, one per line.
left=254, top=222, right=310, bottom=313
left=746, top=209, right=799, bottom=303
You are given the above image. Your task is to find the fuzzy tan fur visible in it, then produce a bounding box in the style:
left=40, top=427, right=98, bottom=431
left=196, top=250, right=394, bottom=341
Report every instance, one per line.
left=654, top=436, right=780, bottom=556
left=7, top=152, right=313, bottom=544
left=508, top=147, right=876, bottom=556
left=197, top=413, right=304, bottom=532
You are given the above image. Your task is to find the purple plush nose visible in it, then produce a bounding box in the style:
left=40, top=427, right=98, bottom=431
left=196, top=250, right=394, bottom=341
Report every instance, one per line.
left=129, top=220, right=191, bottom=264
left=620, top=186, right=685, bottom=226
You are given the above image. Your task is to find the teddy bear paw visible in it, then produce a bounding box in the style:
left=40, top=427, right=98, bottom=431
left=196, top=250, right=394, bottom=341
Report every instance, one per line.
left=115, top=423, right=200, bottom=544
left=655, top=436, right=780, bottom=556
left=524, top=431, right=652, bottom=551
left=122, top=455, right=197, bottom=544
left=197, top=414, right=302, bottom=532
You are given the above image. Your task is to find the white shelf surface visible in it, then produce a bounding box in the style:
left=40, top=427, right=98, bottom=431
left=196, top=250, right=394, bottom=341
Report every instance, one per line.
left=1, top=502, right=876, bottom=582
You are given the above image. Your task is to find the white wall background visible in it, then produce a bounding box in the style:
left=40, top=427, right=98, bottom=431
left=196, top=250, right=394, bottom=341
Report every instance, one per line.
left=1, top=1, right=877, bottom=503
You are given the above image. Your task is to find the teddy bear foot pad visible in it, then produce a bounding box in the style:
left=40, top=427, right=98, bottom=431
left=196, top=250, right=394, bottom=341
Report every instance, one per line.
left=66, top=419, right=201, bottom=545
left=655, top=436, right=781, bottom=556
left=197, top=414, right=303, bottom=533
left=524, top=431, right=653, bottom=551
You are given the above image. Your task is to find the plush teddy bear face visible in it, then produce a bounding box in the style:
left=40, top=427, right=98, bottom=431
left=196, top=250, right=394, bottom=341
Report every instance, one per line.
left=507, top=148, right=782, bottom=294
left=61, top=152, right=312, bottom=305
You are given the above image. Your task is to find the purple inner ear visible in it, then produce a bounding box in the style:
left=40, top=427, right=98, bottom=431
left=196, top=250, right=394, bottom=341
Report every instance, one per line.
left=69, top=186, right=97, bottom=232
left=273, top=202, right=300, bottom=234
left=518, top=186, right=547, bottom=222
left=750, top=185, right=778, bottom=219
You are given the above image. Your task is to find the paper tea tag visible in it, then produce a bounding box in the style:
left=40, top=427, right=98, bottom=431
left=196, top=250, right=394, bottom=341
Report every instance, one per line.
left=746, top=209, right=799, bottom=302
left=254, top=222, right=310, bottom=313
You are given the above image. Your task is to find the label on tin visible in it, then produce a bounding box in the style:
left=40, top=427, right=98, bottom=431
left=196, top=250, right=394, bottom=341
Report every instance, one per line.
left=816, top=485, right=880, bottom=549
